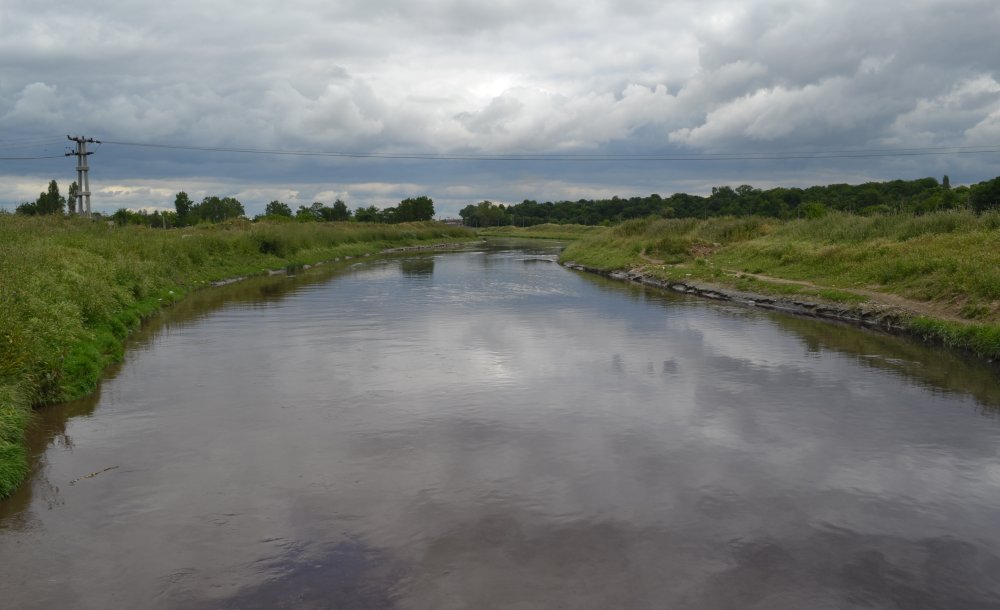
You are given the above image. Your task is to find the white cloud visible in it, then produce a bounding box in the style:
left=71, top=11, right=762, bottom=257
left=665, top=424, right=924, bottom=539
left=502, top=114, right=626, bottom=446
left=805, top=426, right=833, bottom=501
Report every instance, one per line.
left=1, top=0, right=998, bottom=211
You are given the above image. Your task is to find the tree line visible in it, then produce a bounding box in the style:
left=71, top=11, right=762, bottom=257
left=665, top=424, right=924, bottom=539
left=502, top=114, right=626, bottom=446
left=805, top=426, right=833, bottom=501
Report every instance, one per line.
left=13, top=180, right=76, bottom=216
left=13, top=174, right=1000, bottom=228
left=459, top=175, right=1000, bottom=227
left=258, top=195, right=434, bottom=224
left=9, top=182, right=435, bottom=227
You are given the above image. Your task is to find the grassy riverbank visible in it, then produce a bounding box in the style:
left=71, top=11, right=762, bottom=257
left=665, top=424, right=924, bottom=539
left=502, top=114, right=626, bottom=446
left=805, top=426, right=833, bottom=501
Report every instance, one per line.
left=559, top=211, right=1000, bottom=358
left=476, top=223, right=605, bottom=240
left=0, top=216, right=471, bottom=498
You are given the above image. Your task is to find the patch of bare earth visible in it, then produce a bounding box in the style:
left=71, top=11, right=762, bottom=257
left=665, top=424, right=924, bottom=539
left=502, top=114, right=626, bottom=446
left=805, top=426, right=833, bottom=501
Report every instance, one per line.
left=731, top=271, right=971, bottom=324
left=688, top=243, right=717, bottom=259
left=638, top=250, right=664, bottom=265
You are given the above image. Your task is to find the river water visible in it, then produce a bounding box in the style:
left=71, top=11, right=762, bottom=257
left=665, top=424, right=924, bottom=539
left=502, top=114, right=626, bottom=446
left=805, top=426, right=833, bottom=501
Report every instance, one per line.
left=3, top=240, right=1000, bottom=609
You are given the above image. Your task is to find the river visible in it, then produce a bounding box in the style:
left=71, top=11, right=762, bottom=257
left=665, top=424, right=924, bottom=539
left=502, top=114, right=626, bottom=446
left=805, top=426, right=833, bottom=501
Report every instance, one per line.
left=2, top=240, right=1000, bottom=609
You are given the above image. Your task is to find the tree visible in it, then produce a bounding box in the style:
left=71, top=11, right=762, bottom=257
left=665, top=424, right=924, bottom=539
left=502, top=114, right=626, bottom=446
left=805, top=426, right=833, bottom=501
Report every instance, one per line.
left=195, top=196, right=245, bottom=223
left=16, top=180, right=64, bottom=216
left=353, top=205, right=381, bottom=223
left=112, top=208, right=133, bottom=226
left=14, top=201, right=37, bottom=215
left=67, top=182, right=79, bottom=214
left=264, top=200, right=292, bottom=217
left=174, top=192, right=193, bottom=225
left=330, top=199, right=351, bottom=221
left=801, top=202, right=828, bottom=218
left=970, top=177, right=1000, bottom=213
left=395, top=196, right=435, bottom=222
left=296, top=204, right=318, bottom=221
left=459, top=200, right=507, bottom=227
left=315, top=202, right=338, bottom=221
left=42, top=180, right=64, bottom=215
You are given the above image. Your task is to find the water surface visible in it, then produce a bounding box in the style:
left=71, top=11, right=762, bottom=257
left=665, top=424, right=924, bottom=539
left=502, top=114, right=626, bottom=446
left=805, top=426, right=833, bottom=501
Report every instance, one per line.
left=3, top=240, right=1000, bottom=609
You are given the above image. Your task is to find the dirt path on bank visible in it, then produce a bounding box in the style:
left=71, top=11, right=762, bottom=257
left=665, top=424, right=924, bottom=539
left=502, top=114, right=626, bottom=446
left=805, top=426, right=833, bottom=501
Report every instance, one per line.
left=636, top=249, right=967, bottom=323
left=730, top=271, right=967, bottom=323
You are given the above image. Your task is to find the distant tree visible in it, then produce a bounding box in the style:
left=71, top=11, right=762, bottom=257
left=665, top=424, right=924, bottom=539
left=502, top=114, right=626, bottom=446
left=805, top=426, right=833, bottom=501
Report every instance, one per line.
left=42, top=180, right=64, bottom=215
left=264, top=200, right=292, bottom=217
left=800, top=202, right=828, bottom=219
left=459, top=200, right=508, bottom=227
left=16, top=180, right=64, bottom=216
left=330, top=199, right=351, bottom=221
left=970, top=177, right=1000, bottom=213
left=151, top=210, right=176, bottom=228
left=942, top=175, right=951, bottom=190
left=110, top=207, right=167, bottom=227
left=295, top=204, right=318, bottom=221
left=353, top=205, right=381, bottom=223
left=395, top=196, right=434, bottom=222
left=14, top=200, right=37, bottom=215
left=174, top=192, right=193, bottom=225
left=458, top=203, right=476, bottom=226
left=112, top=208, right=132, bottom=226
left=67, top=181, right=79, bottom=214
left=314, top=202, right=338, bottom=221
left=194, top=196, right=245, bottom=222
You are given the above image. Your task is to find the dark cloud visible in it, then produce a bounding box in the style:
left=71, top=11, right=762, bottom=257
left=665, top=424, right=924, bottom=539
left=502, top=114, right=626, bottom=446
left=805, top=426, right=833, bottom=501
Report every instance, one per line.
left=1, top=0, right=997, bottom=216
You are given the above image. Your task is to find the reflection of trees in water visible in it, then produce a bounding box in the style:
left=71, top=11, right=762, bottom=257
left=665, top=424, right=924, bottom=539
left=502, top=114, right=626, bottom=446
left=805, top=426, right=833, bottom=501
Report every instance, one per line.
left=772, top=315, right=1000, bottom=414
left=574, top=271, right=1000, bottom=413
left=400, top=257, right=435, bottom=277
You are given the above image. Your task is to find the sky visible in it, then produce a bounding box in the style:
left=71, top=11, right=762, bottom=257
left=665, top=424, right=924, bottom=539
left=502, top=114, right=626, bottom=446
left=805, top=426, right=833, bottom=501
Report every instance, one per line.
left=1, top=0, right=999, bottom=218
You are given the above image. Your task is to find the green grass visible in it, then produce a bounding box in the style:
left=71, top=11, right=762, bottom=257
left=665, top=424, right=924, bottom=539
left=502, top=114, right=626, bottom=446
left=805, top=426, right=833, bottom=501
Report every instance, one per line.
left=560, top=211, right=1000, bottom=358
left=560, top=216, right=769, bottom=268
left=476, top=223, right=607, bottom=240
left=0, top=216, right=472, bottom=498
left=712, top=212, right=1000, bottom=307
left=907, top=317, right=1000, bottom=357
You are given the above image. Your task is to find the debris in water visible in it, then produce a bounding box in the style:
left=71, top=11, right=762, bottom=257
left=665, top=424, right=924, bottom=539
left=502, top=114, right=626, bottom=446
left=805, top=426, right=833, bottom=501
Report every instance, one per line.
left=69, top=466, right=119, bottom=485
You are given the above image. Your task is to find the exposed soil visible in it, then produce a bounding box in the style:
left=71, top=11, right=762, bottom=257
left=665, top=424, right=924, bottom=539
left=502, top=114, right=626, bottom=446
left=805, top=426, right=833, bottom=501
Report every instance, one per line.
left=728, top=271, right=969, bottom=324
left=562, top=261, right=933, bottom=333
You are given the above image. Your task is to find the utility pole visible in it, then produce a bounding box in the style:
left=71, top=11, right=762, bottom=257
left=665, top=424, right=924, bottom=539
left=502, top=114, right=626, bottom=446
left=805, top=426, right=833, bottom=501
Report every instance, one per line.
left=66, top=135, right=99, bottom=217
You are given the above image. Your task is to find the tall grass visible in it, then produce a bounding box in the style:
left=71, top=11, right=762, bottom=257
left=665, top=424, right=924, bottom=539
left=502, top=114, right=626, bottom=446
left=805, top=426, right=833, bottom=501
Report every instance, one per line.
left=0, top=216, right=471, bottom=497
left=561, top=216, right=771, bottom=267
left=560, top=211, right=1000, bottom=358
left=716, top=211, right=1000, bottom=305
left=476, top=223, right=606, bottom=240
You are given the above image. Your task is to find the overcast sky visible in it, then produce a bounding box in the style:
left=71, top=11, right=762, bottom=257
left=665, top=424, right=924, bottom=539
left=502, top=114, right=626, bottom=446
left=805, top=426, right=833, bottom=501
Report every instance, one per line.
left=1, top=0, right=999, bottom=217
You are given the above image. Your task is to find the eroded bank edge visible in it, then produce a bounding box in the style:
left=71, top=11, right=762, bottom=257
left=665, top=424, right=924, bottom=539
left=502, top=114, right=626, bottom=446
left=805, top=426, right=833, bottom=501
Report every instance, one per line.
left=561, top=261, right=1000, bottom=362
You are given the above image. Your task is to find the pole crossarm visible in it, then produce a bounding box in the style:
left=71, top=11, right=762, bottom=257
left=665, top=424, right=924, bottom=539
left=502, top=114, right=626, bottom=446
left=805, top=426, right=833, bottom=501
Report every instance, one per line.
left=66, top=135, right=100, bottom=217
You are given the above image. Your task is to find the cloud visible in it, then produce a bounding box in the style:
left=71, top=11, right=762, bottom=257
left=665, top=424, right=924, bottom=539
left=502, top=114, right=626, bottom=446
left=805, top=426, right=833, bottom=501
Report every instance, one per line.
left=1, top=0, right=998, bottom=214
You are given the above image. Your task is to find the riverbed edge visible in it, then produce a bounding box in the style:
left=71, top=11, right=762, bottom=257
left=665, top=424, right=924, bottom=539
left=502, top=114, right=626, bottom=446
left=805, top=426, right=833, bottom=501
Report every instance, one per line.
left=560, top=260, right=1000, bottom=361
left=0, top=238, right=483, bottom=500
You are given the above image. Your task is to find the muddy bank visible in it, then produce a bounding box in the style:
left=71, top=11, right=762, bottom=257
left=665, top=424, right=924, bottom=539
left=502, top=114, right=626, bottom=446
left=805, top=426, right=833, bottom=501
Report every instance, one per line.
left=562, top=261, right=908, bottom=332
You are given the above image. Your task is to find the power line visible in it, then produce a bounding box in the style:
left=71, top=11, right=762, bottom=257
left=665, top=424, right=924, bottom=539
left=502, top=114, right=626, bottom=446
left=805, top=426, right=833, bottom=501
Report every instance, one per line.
left=3, top=135, right=999, bottom=162
left=0, top=135, right=70, bottom=160
left=98, top=139, right=1000, bottom=161
left=104, top=140, right=1000, bottom=161
left=0, top=154, right=67, bottom=160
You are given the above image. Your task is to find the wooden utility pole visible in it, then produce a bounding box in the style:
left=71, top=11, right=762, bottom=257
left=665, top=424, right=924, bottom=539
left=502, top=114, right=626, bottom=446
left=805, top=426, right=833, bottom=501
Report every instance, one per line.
left=66, top=135, right=99, bottom=217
